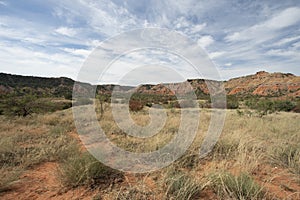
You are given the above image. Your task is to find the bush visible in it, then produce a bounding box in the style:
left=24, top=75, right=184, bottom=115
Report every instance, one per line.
left=227, top=96, right=239, bottom=109
left=2, top=94, right=37, bottom=117
left=211, top=172, right=265, bottom=200
left=164, top=171, right=202, bottom=199
left=274, top=100, right=296, bottom=112
left=59, top=152, right=123, bottom=188
left=1, top=95, right=73, bottom=117
left=292, top=101, right=300, bottom=113
left=245, top=99, right=296, bottom=116
left=129, top=100, right=143, bottom=112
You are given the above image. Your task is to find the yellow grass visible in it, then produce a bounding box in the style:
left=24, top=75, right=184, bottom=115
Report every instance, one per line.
left=0, top=105, right=299, bottom=199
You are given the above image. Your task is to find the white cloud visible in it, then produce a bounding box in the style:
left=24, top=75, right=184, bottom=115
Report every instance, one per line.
left=55, top=27, right=77, bottom=37
left=266, top=49, right=300, bottom=57
left=265, top=7, right=300, bottom=29
left=174, top=16, right=190, bottom=29
left=225, top=7, right=300, bottom=42
left=225, top=32, right=240, bottom=42
left=190, top=23, right=207, bottom=34
left=62, top=48, right=92, bottom=58
left=292, top=41, right=300, bottom=48
left=0, top=44, right=83, bottom=78
left=65, top=0, right=141, bottom=36
left=273, top=35, right=300, bottom=46
left=197, top=35, right=214, bottom=48
left=1, top=0, right=300, bottom=81
left=209, top=51, right=225, bottom=59
left=0, top=16, right=86, bottom=47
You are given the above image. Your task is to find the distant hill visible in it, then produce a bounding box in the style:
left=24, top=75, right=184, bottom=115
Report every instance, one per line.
left=134, top=71, right=300, bottom=99
left=0, top=71, right=299, bottom=99
left=225, top=71, right=300, bottom=98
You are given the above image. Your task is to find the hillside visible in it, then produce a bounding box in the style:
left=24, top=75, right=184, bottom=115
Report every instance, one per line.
left=0, top=73, right=83, bottom=97
left=134, top=71, right=300, bottom=99
left=0, top=71, right=299, bottom=99
left=225, top=71, right=300, bottom=98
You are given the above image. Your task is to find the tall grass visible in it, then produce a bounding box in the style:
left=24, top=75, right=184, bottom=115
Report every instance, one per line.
left=1, top=104, right=300, bottom=198
left=0, top=167, right=23, bottom=192
left=0, top=111, right=79, bottom=193
left=210, top=172, right=266, bottom=200
left=270, top=144, right=300, bottom=175
left=58, top=152, right=123, bottom=188
left=164, top=170, right=204, bottom=200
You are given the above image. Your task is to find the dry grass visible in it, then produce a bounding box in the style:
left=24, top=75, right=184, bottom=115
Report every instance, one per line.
left=58, top=151, right=123, bottom=188
left=210, top=172, right=266, bottom=200
left=0, top=110, right=78, bottom=192
left=0, top=104, right=299, bottom=199
left=163, top=169, right=206, bottom=200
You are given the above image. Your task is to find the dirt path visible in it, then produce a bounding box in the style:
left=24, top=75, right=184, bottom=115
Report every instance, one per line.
left=255, top=165, right=300, bottom=199
left=1, top=162, right=98, bottom=200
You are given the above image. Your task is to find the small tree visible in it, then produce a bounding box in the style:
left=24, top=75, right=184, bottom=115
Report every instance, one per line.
left=3, top=94, right=37, bottom=117
left=129, top=100, right=143, bottom=112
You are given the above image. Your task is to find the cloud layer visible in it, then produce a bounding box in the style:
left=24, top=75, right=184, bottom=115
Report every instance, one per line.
left=0, top=0, right=299, bottom=82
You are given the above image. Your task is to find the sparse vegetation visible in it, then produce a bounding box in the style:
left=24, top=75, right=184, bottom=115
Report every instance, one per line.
left=59, top=152, right=123, bottom=188
left=245, top=98, right=297, bottom=116
left=0, top=72, right=300, bottom=199
left=0, top=104, right=299, bottom=199
left=270, top=144, right=300, bottom=175
left=0, top=167, right=23, bottom=192
left=164, top=170, right=203, bottom=200
left=210, top=172, right=265, bottom=200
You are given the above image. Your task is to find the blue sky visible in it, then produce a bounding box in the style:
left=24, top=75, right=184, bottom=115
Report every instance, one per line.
left=0, top=0, right=300, bottom=83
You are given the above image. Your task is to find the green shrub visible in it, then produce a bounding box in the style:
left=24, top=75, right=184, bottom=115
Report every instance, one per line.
left=164, top=171, right=202, bottom=200
left=292, top=100, right=300, bottom=113
left=1, top=94, right=72, bottom=117
left=2, top=94, right=37, bottom=117
left=245, top=99, right=296, bottom=115
left=227, top=96, right=239, bottom=109
left=211, top=172, right=265, bottom=200
left=274, top=100, right=296, bottom=112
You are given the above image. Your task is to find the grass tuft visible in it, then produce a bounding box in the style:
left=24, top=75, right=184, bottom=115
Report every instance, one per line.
left=164, top=170, right=203, bottom=200
left=58, top=152, right=123, bottom=188
left=270, top=144, right=300, bottom=175
left=210, top=172, right=265, bottom=200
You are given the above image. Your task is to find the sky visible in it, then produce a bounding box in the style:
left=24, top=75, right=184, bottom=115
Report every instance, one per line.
left=0, top=0, right=300, bottom=84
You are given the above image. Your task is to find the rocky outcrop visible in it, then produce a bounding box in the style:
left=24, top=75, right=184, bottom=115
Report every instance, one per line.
left=225, top=71, right=300, bottom=97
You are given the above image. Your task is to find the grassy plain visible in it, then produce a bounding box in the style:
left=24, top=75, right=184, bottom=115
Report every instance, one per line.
left=0, top=103, right=299, bottom=199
